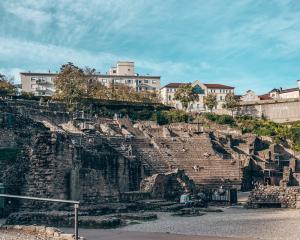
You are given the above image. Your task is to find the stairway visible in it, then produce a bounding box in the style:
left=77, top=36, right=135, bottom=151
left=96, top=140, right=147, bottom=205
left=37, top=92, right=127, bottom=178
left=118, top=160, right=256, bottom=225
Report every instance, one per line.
left=102, top=136, right=170, bottom=175
left=153, top=135, right=241, bottom=188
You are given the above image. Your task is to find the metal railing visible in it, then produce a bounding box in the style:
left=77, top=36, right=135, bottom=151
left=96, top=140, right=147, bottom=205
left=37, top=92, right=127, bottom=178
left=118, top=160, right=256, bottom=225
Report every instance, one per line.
left=0, top=194, right=80, bottom=240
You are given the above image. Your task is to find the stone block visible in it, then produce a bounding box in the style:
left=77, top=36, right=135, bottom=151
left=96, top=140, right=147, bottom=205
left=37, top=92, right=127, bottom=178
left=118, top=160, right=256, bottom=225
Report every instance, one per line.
left=59, top=233, right=75, bottom=240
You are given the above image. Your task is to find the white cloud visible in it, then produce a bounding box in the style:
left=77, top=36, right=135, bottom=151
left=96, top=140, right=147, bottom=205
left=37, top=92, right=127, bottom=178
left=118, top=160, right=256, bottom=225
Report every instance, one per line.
left=0, top=37, right=196, bottom=85
left=0, top=68, right=25, bottom=83
left=0, top=0, right=299, bottom=93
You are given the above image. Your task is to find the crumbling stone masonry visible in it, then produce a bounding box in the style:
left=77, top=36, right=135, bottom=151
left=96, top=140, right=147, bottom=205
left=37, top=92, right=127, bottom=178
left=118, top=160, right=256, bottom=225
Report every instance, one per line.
left=140, top=169, right=195, bottom=200
left=247, top=185, right=300, bottom=208
left=0, top=101, right=146, bottom=213
left=1, top=98, right=300, bottom=215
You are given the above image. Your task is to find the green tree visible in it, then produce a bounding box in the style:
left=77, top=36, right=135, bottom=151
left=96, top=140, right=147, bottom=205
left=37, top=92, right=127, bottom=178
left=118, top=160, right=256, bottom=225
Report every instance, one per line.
left=84, top=67, right=109, bottom=100
left=173, top=84, right=199, bottom=110
left=204, top=93, right=217, bottom=112
left=89, top=81, right=109, bottom=100
left=289, top=126, right=300, bottom=151
left=223, top=93, right=239, bottom=116
left=0, top=73, right=16, bottom=97
left=53, top=62, right=86, bottom=104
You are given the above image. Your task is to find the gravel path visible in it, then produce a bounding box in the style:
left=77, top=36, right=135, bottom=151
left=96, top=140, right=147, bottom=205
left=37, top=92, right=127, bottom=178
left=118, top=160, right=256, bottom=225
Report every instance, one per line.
left=120, top=207, right=300, bottom=240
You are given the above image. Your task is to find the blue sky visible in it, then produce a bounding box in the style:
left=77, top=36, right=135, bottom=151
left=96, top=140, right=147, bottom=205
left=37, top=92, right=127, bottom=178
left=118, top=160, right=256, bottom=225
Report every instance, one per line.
left=0, top=0, right=300, bottom=94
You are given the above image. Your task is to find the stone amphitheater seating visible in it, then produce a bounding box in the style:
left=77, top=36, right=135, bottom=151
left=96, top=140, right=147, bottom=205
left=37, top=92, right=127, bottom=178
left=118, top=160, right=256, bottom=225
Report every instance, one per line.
left=100, top=120, right=241, bottom=189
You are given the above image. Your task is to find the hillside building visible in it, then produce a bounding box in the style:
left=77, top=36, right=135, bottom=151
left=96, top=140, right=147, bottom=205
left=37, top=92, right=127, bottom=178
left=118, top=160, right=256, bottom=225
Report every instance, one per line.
left=241, top=80, right=300, bottom=102
left=20, top=61, right=160, bottom=96
left=160, top=80, right=234, bottom=112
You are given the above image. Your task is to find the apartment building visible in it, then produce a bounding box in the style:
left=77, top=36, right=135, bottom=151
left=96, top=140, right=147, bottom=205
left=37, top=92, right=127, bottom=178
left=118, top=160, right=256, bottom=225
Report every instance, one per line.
left=241, top=80, right=300, bottom=102
left=269, top=87, right=300, bottom=99
left=20, top=61, right=160, bottom=96
left=20, top=72, right=56, bottom=96
left=160, top=80, right=234, bottom=112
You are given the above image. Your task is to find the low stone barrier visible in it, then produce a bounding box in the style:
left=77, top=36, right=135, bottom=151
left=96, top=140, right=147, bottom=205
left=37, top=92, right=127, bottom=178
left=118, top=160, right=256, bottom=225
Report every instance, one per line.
left=5, top=210, right=158, bottom=229
left=120, top=191, right=151, bottom=202
left=247, top=185, right=300, bottom=208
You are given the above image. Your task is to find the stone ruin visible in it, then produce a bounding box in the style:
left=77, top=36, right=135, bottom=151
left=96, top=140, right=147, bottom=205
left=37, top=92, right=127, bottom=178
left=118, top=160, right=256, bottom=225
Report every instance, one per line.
left=0, top=98, right=300, bottom=219
left=140, top=169, right=195, bottom=200
left=247, top=185, right=300, bottom=208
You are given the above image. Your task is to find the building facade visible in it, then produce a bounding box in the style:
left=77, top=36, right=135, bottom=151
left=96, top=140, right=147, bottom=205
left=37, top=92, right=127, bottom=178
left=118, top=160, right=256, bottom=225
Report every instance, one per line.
left=241, top=80, right=300, bottom=102
left=21, top=73, right=56, bottom=96
left=160, top=80, right=234, bottom=112
left=20, top=61, right=160, bottom=96
left=269, top=87, right=300, bottom=99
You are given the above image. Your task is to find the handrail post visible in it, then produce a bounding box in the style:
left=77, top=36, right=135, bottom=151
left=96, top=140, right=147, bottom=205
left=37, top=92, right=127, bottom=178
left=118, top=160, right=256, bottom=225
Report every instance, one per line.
left=0, top=194, right=80, bottom=239
left=74, top=203, right=79, bottom=240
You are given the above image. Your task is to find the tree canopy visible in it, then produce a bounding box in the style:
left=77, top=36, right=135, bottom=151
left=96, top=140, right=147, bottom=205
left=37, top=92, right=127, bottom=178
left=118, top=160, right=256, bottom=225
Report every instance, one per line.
left=53, top=62, right=161, bottom=104
left=53, top=62, right=86, bottom=104
left=173, top=84, right=199, bottom=110
left=223, top=93, right=240, bottom=116
left=0, top=73, right=16, bottom=97
left=204, top=93, right=217, bottom=112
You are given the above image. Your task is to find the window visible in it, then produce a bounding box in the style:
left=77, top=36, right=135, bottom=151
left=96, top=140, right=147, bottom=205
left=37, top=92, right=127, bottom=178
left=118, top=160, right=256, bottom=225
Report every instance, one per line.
left=220, top=96, right=223, bottom=100
left=127, top=80, right=132, bottom=84
left=31, top=77, right=37, bottom=81
left=193, top=85, right=205, bottom=94
left=168, top=95, right=171, bottom=101
left=144, top=80, right=149, bottom=84
left=113, top=70, right=116, bottom=73
left=197, top=104, right=200, bottom=109
left=152, top=80, right=157, bottom=84
left=102, top=79, right=107, bottom=83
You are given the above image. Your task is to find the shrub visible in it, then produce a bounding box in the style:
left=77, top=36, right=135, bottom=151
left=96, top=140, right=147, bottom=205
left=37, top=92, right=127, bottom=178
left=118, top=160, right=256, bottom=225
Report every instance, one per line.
left=203, top=112, right=217, bottom=122
left=215, top=115, right=235, bottom=125
left=290, top=126, right=300, bottom=151
left=203, top=113, right=235, bottom=125
left=155, top=110, right=188, bottom=125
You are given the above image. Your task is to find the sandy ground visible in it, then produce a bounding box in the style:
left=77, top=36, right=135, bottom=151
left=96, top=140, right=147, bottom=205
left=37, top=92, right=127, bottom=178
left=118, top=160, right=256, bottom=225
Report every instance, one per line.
left=2, top=206, right=300, bottom=240
left=119, top=207, right=300, bottom=240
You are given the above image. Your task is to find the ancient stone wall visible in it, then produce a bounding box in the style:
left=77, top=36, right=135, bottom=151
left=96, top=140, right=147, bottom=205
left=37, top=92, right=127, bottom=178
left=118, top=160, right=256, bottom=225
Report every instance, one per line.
left=247, top=185, right=300, bottom=208
left=0, top=104, right=145, bottom=212
left=238, top=98, right=300, bottom=123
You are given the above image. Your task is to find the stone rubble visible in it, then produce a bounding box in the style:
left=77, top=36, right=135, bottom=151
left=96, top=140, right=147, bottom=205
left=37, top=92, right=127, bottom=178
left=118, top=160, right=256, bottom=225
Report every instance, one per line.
left=140, top=169, right=195, bottom=200
left=247, top=185, right=300, bottom=208
left=0, top=224, right=85, bottom=240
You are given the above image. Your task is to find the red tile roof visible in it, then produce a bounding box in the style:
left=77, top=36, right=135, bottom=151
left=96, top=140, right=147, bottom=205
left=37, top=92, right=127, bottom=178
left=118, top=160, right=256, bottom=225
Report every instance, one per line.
left=163, top=83, right=190, bottom=88
left=162, top=82, right=234, bottom=89
left=259, top=94, right=273, bottom=100
left=280, top=87, right=299, bottom=94
left=204, top=84, right=234, bottom=89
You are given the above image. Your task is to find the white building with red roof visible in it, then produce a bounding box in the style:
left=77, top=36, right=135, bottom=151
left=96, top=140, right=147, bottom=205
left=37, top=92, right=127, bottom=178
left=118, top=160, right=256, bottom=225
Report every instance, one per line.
left=160, top=80, right=234, bottom=112
left=241, top=80, right=300, bottom=102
